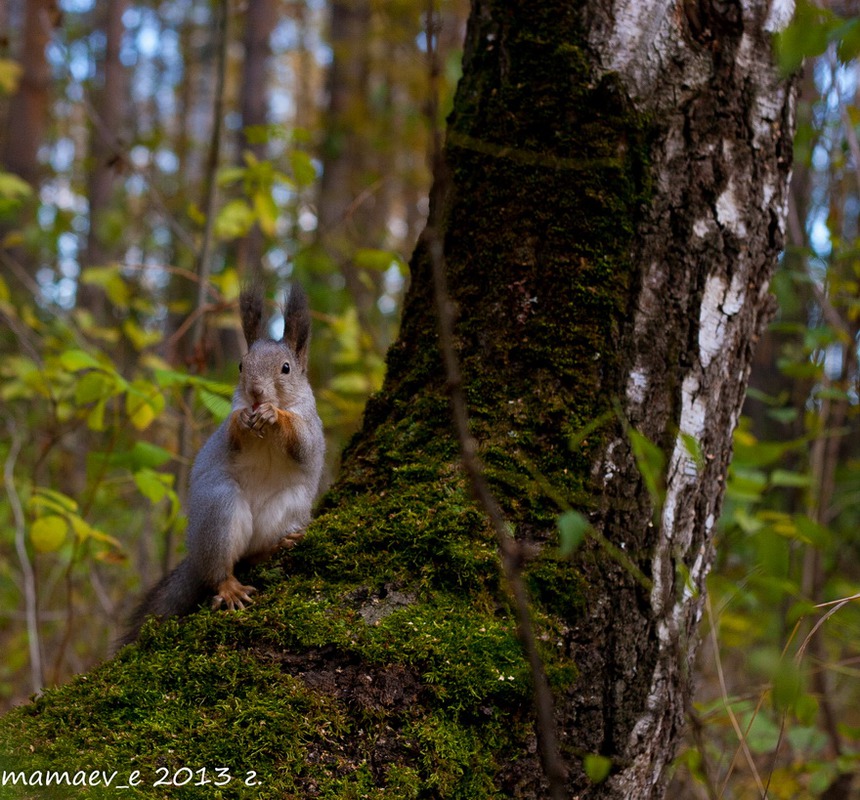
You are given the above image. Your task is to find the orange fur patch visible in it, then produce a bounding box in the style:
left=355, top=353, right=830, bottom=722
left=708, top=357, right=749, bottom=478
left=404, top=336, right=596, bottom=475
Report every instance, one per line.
left=274, top=408, right=301, bottom=459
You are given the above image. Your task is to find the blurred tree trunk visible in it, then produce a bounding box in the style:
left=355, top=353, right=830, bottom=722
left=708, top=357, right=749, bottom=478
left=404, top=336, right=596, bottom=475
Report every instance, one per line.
left=0, top=0, right=52, bottom=288
left=162, top=17, right=199, bottom=370
left=234, top=0, right=276, bottom=287
left=315, top=0, right=379, bottom=324
left=79, top=0, right=127, bottom=316
left=327, top=0, right=794, bottom=792
left=1, top=0, right=51, bottom=187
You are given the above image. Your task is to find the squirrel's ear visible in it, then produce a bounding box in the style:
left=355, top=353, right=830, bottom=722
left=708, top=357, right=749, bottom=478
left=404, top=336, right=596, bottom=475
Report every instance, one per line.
left=282, top=283, right=311, bottom=371
left=239, top=285, right=265, bottom=347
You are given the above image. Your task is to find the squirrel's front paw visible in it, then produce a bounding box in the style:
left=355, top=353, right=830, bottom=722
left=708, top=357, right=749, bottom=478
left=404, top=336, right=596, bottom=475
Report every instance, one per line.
left=243, top=402, right=278, bottom=437
left=254, top=402, right=279, bottom=426
left=212, top=576, right=257, bottom=611
left=238, top=407, right=258, bottom=433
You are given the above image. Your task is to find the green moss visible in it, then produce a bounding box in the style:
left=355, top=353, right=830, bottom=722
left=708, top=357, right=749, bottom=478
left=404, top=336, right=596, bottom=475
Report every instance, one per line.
left=0, top=579, right=545, bottom=799
left=0, top=5, right=655, bottom=797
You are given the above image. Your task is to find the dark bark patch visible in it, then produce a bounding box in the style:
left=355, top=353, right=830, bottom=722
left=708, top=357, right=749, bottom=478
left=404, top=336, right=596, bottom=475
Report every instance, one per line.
left=278, top=646, right=425, bottom=713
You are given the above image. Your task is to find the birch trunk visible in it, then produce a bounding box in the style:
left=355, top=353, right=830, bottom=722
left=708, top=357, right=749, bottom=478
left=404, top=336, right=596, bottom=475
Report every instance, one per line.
left=583, top=0, right=797, bottom=789
left=1, top=2, right=797, bottom=797
left=375, top=0, right=796, bottom=794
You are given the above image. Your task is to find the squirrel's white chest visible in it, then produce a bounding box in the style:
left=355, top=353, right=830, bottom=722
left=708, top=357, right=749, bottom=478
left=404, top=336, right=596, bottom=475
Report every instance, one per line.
left=230, top=440, right=313, bottom=553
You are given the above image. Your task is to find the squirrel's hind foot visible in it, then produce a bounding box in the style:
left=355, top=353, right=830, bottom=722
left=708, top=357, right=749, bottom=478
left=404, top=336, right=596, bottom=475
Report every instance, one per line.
left=212, top=576, right=257, bottom=611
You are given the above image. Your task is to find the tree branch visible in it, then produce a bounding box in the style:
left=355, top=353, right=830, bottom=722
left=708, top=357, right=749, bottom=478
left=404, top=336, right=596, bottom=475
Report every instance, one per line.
left=5, top=424, right=44, bottom=696
left=172, top=0, right=231, bottom=574
left=423, top=6, right=568, bottom=797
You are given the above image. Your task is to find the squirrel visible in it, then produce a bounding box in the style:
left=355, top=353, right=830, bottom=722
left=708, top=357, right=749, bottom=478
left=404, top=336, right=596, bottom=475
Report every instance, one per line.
left=122, top=283, right=325, bottom=644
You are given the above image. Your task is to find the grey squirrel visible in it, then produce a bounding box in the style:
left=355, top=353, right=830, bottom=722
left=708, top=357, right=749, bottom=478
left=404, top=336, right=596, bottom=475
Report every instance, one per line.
left=122, top=283, right=325, bottom=644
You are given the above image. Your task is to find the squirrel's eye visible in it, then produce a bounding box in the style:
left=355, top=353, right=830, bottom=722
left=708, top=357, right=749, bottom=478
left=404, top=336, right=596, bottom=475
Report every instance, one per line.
left=281, top=362, right=290, bottom=375
left=238, top=361, right=243, bottom=373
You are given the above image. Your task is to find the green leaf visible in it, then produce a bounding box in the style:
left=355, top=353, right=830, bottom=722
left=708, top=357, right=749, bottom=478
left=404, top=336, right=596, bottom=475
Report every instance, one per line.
left=795, top=515, right=832, bottom=548
left=558, top=510, right=590, bottom=556
left=122, top=318, right=162, bottom=351
left=215, top=198, right=255, bottom=240
left=69, top=516, right=122, bottom=549
left=766, top=407, right=798, bottom=424
left=0, top=169, right=32, bottom=200
left=795, top=693, right=819, bottom=727
left=772, top=659, right=804, bottom=713
left=29, top=487, right=79, bottom=515
left=187, top=201, right=206, bottom=227
left=681, top=432, right=704, bottom=471
left=770, top=469, right=811, bottom=488
left=154, top=367, right=193, bottom=389
left=628, top=428, right=665, bottom=505
left=60, top=349, right=103, bottom=372
left=30, top=516, right=68, bottom=552
left=0, top=59, right=23, bottom=95
left=835, top=17, right=860, bottom=62
left=774, top=0, right=838, bottom=74
left=75, top=371, right=120, bottom=405
left=354, top=248, right=398, bottom=272
left=125, top=380, right=165, bottom=431
left=130, top=441, right=174, bottom=469
left=583, top=754, right=612, bottom=784
left=216, top=165, right=247, bottom=187
left=88, top=399, right=107, bottom=431
left=290, top=150, right=317, bottom=187
left=330, top=371, right=372, bottom=395
left=80, top=266, right=131, bottom=308
left=744, top=711, right=782, bottom=754
left=134, top=468, right=170, bottom=504
left=195, top=377, right=235, bottom=397
left=198, top=388, right=232, bottom=422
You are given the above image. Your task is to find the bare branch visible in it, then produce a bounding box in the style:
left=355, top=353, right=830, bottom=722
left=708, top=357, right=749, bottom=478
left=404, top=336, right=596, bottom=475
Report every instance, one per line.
left=5, top=424, right=44, bottom=695
left=423, top=5, right=568, bottom=796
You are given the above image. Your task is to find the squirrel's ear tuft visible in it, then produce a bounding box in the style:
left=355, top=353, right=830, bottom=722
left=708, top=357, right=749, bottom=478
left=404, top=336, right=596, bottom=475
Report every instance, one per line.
left=239, top=284, right=265, bottom=347
left=282, top=283, right=311, bottom=371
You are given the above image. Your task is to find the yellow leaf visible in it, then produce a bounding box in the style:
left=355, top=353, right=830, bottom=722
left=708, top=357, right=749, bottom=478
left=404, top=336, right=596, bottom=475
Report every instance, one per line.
left=125, top=380, right=165, bottom=431
left=0, top=59, right=23, bottom=94
left=88, top=399, right=107, bottom=431
left=122, top=318, right=162, bottom=351
left=29, top=487, right=78, bottom=514
left=30, top=516, right=68, bottom=552
left=253, top=191, right=278, bottom=237
left=214, top=199, right=254, bottom=240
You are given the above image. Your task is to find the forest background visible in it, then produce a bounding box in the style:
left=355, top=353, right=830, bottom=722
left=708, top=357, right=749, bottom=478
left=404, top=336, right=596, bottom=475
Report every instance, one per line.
left=0, top=0, right=859, bottom=796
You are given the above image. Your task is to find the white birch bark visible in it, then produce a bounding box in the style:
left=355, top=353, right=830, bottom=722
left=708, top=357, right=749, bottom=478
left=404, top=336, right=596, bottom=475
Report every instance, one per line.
left=585, top=2, right=796, bottom=794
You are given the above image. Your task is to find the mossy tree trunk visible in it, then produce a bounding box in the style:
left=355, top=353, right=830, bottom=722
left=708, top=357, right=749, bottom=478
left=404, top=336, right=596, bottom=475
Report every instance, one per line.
left=0, top=1, right=795, bottom=798
left=340, top=0, right=795, bottom=791
left=322, top=0, right=795, bottom=794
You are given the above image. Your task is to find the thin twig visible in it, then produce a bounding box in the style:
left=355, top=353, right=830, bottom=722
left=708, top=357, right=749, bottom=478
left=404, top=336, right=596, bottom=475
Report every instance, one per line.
left=796, top=598, right=854, bottom=663
left=708, top=595, right=767, bottom=798
left=190, top=0, right=230, bottom=352
left=172, top=0, right=231, bottom=574
left=422, top=6, right=567, bottom=797
left=5, top=423, right=44, bottom=695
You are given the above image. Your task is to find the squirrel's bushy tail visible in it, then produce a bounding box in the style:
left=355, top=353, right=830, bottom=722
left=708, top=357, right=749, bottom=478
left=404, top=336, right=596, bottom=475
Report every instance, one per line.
left=119, top=559, right=206, bottom=647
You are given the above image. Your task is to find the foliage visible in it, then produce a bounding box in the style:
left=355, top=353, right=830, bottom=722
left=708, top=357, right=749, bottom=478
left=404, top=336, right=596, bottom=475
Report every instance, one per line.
left=0, top=267, right=232, bottom=681
left=0, top=0, right=467, bottom=704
